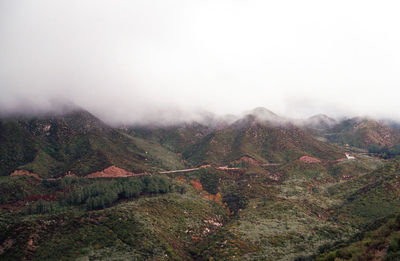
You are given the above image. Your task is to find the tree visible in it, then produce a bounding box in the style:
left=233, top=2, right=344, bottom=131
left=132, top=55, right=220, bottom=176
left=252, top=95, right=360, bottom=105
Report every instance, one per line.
left=240, top=160, right=247, bottom=168
left=223, top=192, right=249, bottom=215
left=368, top=143, right=380, bottom=154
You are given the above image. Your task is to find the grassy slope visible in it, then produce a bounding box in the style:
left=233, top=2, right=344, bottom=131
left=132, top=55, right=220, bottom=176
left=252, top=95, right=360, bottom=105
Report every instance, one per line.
left=119, top=133, right=184, bottom=171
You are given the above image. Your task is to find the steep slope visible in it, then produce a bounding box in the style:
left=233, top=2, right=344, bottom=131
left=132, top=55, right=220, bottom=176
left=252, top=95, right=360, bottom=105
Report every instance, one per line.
left=0, top=110, right=184, bottom=178
left=183, top=114, right=343, bottom=166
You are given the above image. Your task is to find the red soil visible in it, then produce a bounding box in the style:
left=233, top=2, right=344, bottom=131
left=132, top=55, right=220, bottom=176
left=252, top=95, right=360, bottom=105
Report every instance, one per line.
left=233, top=156, right=262, bottom=166
left=299, top=156, right=321, bottom=164
left=10, top=170, right=41, bottom=180
left=189, top=179, right=223, bottom=205
left=190, top=179, right=203, bottom=191
left=175, top=177, right=187, bottom=182
left=85, top=166, right=147, bottom=178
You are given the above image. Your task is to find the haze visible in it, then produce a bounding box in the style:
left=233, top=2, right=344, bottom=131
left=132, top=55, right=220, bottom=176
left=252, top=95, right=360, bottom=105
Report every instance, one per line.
left=1, top=0, right=400, bottom=124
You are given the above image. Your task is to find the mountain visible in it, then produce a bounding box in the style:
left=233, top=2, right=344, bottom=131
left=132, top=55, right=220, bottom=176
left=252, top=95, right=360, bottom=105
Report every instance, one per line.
left=245, top=107, right=287, bottom=124
left=181, top=112, right=343, bottom=166
left=129, top=122, right=214, bottom=154
left=0, top=109, right=184, bottom=178
left=127, top=108, right=343, bottom=167
left=325, top=117, right=400, bottom=149
left=304, top=114, right=338, bottom=131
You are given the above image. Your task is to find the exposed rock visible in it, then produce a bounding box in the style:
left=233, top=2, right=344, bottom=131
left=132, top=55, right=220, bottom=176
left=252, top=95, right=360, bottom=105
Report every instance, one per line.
left=10, top=170, right=41, bottom=180
left=85, top=166, right=146, bottom=178
left=298, top=156, right=321, bottom=163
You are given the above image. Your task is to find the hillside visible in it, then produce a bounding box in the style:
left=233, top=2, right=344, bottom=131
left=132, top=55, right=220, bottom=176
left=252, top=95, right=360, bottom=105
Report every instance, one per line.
left=129, top=122, right=214, bottom=154
left=324, top=118, right=400, bottom=149
left=0, top=110, right=184, bottom=178
left=0, top=175, right=226, bottom=260
left=182, top=114, right=343, bottom=166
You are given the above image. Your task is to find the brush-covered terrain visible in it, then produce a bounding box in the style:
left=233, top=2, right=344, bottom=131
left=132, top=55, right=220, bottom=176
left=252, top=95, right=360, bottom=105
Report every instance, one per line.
left=2, top=108, right=400, bottom=260
left=0, top=110, right=184, bottom=178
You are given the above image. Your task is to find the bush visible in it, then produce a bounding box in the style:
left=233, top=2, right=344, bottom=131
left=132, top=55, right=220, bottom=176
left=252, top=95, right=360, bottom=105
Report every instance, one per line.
left=388, top=234, right=400, bottom=253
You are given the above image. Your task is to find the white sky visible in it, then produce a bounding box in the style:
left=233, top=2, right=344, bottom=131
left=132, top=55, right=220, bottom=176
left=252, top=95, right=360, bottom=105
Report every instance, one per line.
left=1, top=0, right=400, bottom=123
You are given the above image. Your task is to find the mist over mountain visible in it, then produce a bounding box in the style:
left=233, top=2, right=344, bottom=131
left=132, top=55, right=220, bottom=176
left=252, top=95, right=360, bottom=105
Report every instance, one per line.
left=2, top=1, right=400, bottom=124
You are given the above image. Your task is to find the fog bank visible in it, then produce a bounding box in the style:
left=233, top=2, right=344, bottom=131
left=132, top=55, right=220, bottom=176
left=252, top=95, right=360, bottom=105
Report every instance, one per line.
left=1, top=1, right=400, bottom=124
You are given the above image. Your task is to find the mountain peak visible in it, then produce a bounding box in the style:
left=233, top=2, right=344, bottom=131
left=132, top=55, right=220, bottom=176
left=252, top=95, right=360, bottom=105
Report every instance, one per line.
left=246, top=107, right=285, bottom=124
left=305, top=114, right=337, bottom=130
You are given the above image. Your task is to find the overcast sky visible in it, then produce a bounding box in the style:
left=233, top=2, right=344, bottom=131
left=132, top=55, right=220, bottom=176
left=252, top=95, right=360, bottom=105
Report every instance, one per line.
left=1, top=0, right=400, bottom=124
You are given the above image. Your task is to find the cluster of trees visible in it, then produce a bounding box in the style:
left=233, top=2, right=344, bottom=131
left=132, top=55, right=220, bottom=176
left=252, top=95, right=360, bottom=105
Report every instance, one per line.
left=368, top=144, right=400, bottom=159
left=28, top=199, right=58, bottom=214
left=222, top=191, right=249, bottom=215
left=28, top=176, right=176, bottom=214
left=199, top=169, right=220, bottom=194
left=66, top=176, right=173, bottom=210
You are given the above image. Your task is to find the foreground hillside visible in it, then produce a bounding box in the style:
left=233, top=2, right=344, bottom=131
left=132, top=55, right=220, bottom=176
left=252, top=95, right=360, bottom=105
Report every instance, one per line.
left=2, top=153, right=393, bottom=260
left=0, top=175, right=226, bottom=260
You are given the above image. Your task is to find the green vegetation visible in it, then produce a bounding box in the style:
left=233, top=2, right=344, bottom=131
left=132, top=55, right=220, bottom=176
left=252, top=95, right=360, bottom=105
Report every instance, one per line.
left=182, top=117, right=342, bottom=166
left=324, top=118, right=400, bottom=150
left=26, top=176, right=174, bottom=214
left=368, top=143, right=400, bottom=158
left=4, top=109, right=400, bottom=260
left=0, top=120, right=37, bottom=177
left=0, top=110, right=186, bottom=178
left=317, top=214, right=400, bottom=260
left=0, top=175, right=225, bottom=260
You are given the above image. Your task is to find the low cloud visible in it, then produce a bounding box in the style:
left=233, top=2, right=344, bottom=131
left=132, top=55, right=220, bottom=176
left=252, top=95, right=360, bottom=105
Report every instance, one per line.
left=1, top=0, right=400, bottom=124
